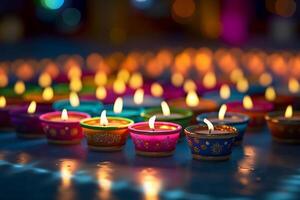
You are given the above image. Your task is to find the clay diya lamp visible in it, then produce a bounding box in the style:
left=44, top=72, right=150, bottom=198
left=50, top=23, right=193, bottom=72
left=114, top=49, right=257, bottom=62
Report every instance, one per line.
left=0, top=96, right=22, bottom=131
left=39, top=109, right=90, bottom=144
left=197, top=104, right=249, bottom=145
left=129, top=115, right=182, bottom=157
left=53, top=92, right=103, bottom=116
left=123, top=89, right=163, bottom=109
left=10, top=101, right=53, bottom=138
left=80, top=110, right=133, bottom=151
left=141, top=101, right=192, bottom=138
left=226, top=95, right=273, bottom=128
left=260, top=86, right=294, bottom=110
left=266, top=105, right=300, bottom=143
left=185, top=119, right=237, bottom=161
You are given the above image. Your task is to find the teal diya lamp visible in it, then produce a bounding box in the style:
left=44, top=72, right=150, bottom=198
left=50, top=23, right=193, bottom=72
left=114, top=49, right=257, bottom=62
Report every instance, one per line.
left=53, top=92, right=103, bottom=116
left=185, top=119, right=237, bottom=161
left=141, top=101, right=193, bottom=138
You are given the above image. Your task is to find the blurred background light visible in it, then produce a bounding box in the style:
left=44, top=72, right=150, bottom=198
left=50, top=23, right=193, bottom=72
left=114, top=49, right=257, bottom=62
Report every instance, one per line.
left=41, top=0, right=64, bottom=10
left=62, top=8, right=81, bottom=27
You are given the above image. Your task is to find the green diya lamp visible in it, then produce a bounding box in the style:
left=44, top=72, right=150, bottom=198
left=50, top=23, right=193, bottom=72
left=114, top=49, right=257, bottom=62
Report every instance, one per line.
left=141, top=101, right=193, bottom=138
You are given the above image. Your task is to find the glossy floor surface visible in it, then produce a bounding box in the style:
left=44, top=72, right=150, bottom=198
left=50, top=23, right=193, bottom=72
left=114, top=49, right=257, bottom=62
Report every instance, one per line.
left=0, top=128, right=300, bottom=200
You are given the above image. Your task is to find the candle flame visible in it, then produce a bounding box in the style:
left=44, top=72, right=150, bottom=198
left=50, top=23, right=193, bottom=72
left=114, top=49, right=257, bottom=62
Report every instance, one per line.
left=27, top=101, right=36, bottom=114
left=183, top=79, right=196, bottom=92
left=38, top=72, right=52, bottom=88
left=69, top=92, right=80, bottom=107
left=265, top=86, right=276, bottom=101
left=149, top=115, right=156, bottom=130
left=42, top=87, right=54, bottom=101
left=117, top=69, right=130, bottom=83
left=243, top=95, right=253, bottom=110
left=236, top=78, right=249, bottom=93
left=150, top=83, right=163, bottom=97
left=68, top=67, right=82, bottom=79
left=113, top=97, right=123, bottom=114
left=0, top=96, right=6, bottom=108
left=61, top=109, right=69, bottom=120
left=14, top=80, right=26, bottom=95
left=134, top=89, right=144, bottom=105
left=203, top=118, right=214, bottom=133
left=129, top=72, right=143, bottom=89
left=288, top=78, right=299, bottom=94
left=96, top=86, right=107, bottom=100
left=161, top=101, right=171, bottom=116
left=94, top=71, right=107, bottom=86
left=218, top=104, right=227, bottom=120
left=100, top=110, right=109, bottom=126
left=0, top=73, right=8, bottom=87
left=171, top=72, right=184, bottom=87
left=220, top=84, right=231, bottom=100
left=113, top=79, right=126, bottom=94
left=259, top=72, right=272, bottom=86
left=202, top=72, right=216, bottom=89
left=185, top=90, right=199, bottom=107
left=230, top=68, right=244, bottom=83
left=69, top=78, right=82, bottom=92
left=285, top=105, right=293, bottom=118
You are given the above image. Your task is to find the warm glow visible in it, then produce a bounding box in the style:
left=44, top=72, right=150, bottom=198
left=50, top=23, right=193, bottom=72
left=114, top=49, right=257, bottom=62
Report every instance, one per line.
left=133, top=89, right=144, bottom=105
left=0, top=96, right=6, bottom=108
left=140, top=169, right=162, bottom=200
left=0, top=73, right=8, bottom=87
left=230, top=68, right=244, bottom=83
left=161, top=101, right=171, bottom=116
left=265, top=86, right=276, bottom=101
left=129, top=72, right=143, bottom=89
left=220, top=84, right=231, bottom=100
left=69, top=92, right=80, bottom=107
left=243, top=95, right=253, bottom=110
left=27, top=101, right=36, bottom=114
left=94, top=71, right=107, bottom=86
left=38, top=72, right=52, bottom=88
left=150, top=83, right=163, bottom=97
left=68, top=67, right=82, bottom=79
left=203, top=118, right=214, bottom=133
left=285, top=105, right=293, bottom=118
left=60, top=160, right=77, bottom=188
left=97, top=164, right=113, bottom=200
left=61, top=109, right=69, bottom=120
left=113, top=97, right=123, bottom=113
left=218, top=104, right=227, bottom=120
left=288, top=78, right=299, bottom=94
left=117, top=69, right=130, bottom=83
left=96, top=86, right=107, bottom=100
left=171, top=72, right=184, bottom=87
left=185, top=90, right=199, bottom=107
left=149, top=115, right=156, bottom=130
left=259, top=72, right=273, bottom=86
left=69, top=78, right=82, bottom=92
left=183, top=79, right=196, bottom=92
left=236, top=78, right=249, bottom=93
left=100, top=110, right=109, bottom=126
left=113, top=79, right=126, bottom=94
left=42, top=87, right=54, bottom=101
left=14, top=80, right=26, bottom=95
left=202, top=72, right=216, bottom=89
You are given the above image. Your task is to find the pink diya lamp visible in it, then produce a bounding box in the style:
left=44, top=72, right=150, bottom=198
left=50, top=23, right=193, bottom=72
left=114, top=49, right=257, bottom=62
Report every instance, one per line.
left=39, top=109, right=90, bottom=144
left=266, top=105, right=300, bottom=143
left=10, top=101, right=53, bottom=138
left=226, top=95, right=273, bottom=128
left=80, top=110, right=134, bottom=151
left=129, top=115, right=182, bottom=157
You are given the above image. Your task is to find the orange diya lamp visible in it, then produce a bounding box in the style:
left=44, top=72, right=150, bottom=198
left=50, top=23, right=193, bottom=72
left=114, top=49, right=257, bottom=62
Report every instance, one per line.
left=39, top=109, right=90, bottom=144
left=266, top=105, right=300, bottom=143
left=226, top=96, right=273, bottom=128
left=80, top=110, right=133, bottom=151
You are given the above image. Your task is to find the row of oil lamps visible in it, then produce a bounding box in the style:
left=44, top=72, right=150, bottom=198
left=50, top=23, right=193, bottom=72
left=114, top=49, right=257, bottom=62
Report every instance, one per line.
left=0, top=69, right=299, bottom=161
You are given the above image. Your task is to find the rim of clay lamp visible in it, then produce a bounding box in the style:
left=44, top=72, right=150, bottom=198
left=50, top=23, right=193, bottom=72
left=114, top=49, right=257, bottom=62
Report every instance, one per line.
left=196, top=112, right=250, bottom=126
left=128, top=121, right=182, bottom=135
left=80, top=117, right=134, bottom=130
left=39, top=111, right=91, bottom=125
left=184, top=125, right=237, bottom=139
left=141, top=107, right=193, bottom=121
left=265, top=111, right=300, bottom=125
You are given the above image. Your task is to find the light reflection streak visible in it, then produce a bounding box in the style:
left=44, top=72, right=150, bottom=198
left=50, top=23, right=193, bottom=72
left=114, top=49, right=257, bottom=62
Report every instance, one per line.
left=139, top=168, right=162, bottom=200
left=57, top=159, right=77, bottom=200
left=97, top=162, right=114, bottom=200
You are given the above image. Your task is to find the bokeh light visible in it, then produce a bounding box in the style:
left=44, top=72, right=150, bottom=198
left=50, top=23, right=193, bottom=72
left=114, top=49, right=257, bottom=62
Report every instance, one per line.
left=41, top=0, right=64, bottom=10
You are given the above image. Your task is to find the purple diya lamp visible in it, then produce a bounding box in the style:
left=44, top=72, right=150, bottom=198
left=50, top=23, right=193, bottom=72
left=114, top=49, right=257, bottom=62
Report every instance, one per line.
left=142, top=82, right=184, bottom=100
left=10, top=101, right=53, bottom=138
left=129, top=115, right=182, bottom=157
left=185, top=119, right=237, bottom=161
left=39, top=109, right=90, bottom=144
left=266, top=105, right=300, bottom=143
left=196, top=104, right=249, bottom=145
left=0, top=96, right=21, bottom=130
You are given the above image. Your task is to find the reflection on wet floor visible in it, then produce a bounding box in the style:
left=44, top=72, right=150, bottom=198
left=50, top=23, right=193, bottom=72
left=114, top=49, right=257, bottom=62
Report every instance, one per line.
left=97, top=162, right=113, bottom=200
left=138, top=168, right=162, bottom=200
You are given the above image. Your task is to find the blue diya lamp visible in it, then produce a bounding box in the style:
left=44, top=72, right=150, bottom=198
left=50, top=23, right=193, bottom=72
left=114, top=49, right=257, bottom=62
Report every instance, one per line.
left=123, top=89, right=163, bottom=109
left=53, top=92, right=103, bottom=117
left=196, top=112, right=249, bottom=145
left=185, top=124, right=237, bottom=161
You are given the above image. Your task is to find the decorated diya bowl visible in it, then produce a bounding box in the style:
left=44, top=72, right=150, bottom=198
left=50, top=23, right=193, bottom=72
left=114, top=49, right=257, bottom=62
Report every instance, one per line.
left=10, top=105, right=53, bottom=138
left=266, top=111, right=300, bottom=144
left=128, top=122, right=182, bottom=157
left=196, top=112, right=249, bottom=145
left=40, top=111, right=90, bottom=144
left=80, top=117, right=134, bottom=151
left=184, top=125, right=237, bottom=161
left=0, top=105, right=21, bottom=131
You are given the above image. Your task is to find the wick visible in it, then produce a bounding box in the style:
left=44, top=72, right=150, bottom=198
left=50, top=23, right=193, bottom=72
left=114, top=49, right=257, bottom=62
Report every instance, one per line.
left=208, top=129, right=212, bottom=134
